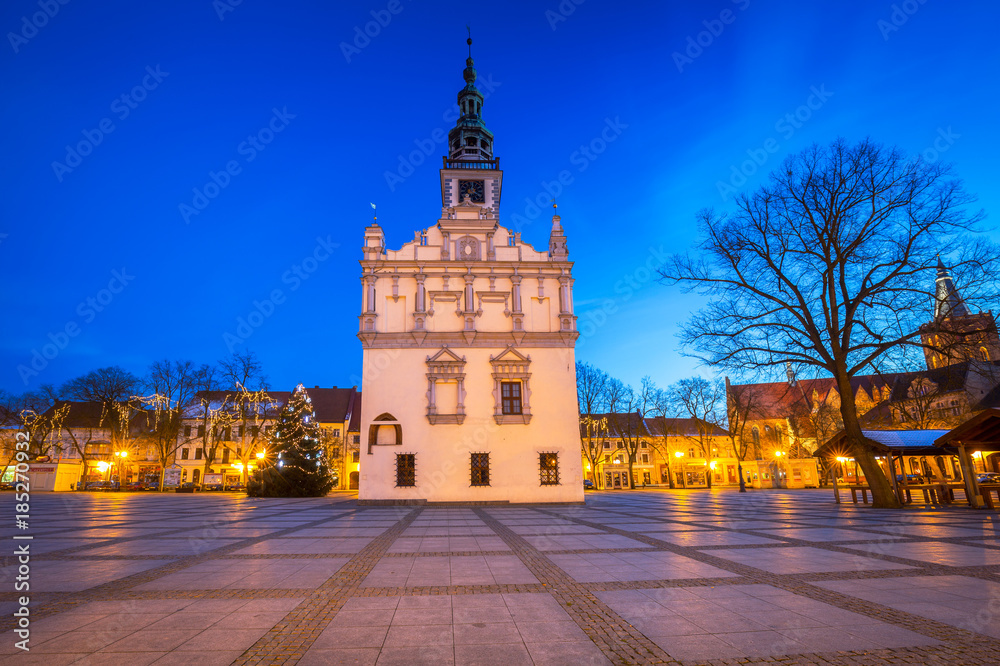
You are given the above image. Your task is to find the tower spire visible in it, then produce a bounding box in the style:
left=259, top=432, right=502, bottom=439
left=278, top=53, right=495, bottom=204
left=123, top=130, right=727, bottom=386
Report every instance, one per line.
left=935, top=256, right=970, bottom=320
left=447, top=31, right=494, bottom=163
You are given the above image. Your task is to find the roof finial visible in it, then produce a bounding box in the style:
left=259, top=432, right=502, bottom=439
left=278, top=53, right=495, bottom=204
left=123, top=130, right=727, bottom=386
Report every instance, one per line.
left=466, top=25, right=472, bottom=58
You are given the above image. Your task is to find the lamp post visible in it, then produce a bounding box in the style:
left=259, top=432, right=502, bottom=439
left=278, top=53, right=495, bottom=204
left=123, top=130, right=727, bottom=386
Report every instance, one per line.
left=774, top=450, right=785, bottom=488
left=97, top=460, right=110, bottom=489
left=675, top=451, right=686, bottom=488
left=114, top=451, right=129, bottom=490
left=256, top=449, right=267, bottom=494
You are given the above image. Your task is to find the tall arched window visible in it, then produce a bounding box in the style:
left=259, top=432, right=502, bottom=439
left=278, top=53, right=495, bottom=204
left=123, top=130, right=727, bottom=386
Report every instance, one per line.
left=981, top=347, right=990, bottom=361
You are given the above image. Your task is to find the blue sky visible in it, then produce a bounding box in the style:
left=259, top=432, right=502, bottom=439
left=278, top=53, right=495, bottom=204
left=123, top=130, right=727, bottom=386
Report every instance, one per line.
left=2, top=0, right=998, bottom=395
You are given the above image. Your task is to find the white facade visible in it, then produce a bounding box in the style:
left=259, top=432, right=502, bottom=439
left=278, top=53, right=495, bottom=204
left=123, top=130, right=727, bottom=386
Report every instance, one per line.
left=357, top=45, right=583, bottom=503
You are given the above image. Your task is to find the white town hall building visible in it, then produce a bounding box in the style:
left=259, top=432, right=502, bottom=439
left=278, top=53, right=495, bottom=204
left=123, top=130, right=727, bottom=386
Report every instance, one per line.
left=356, top=40, right=583, bottom=503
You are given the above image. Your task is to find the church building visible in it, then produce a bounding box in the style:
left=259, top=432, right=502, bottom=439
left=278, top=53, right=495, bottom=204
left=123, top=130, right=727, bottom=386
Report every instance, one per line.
left=356, top=40, right=583, bottom=503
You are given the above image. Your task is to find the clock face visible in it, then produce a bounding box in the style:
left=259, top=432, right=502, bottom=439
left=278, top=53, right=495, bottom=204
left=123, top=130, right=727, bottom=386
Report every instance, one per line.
left=459, top=179, right=485, bottom=203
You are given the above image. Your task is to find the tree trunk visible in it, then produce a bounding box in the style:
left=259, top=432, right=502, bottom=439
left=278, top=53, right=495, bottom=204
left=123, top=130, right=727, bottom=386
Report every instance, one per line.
left=836, top=372, right=900, bottom=508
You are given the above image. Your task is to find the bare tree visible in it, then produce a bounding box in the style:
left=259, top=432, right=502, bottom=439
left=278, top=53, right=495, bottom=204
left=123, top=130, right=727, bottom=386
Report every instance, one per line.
left=661, top=139, right=998, bottom=508
left=606, top=377, right=656, bottom=489
left=1, top=398, right=69, bottom=481
left=219, top=351, right=268, bottom=392
left=60, top=366, right=139, bottom=403
left=724, top=378, right=759, bottom=492
left=136, top=362, right=212, bottom=491
left=649, top=387, right=678, bottom=488
left=577, top=362, right=609, bottom=487
left=666, top=377, right=727, bottom=488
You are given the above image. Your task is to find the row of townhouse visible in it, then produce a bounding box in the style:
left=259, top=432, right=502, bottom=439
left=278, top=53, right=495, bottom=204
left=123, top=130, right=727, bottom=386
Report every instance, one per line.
left=173, top=386, right=363, bottom=489
left=580, top=413, right=819, bottom=490
left=23, top=386, right=362, bottom=491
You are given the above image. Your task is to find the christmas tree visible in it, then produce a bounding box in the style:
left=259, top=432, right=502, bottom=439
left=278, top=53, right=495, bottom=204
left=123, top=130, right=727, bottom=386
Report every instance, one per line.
left=247, top=384, right=335, bottom=497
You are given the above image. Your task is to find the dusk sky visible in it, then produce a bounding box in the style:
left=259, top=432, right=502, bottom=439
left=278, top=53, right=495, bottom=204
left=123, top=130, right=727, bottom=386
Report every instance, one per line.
left=2, top=0, right=998, bottom=396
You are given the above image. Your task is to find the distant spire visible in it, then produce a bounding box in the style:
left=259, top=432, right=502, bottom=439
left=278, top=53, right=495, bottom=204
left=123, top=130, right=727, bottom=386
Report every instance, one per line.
left=785, top=362, right=797, bottom=386
left=935, top=257, right=970, bottom=320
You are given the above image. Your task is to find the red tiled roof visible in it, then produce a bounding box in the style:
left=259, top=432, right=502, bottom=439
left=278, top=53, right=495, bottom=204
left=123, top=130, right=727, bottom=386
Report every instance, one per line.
left=347, top=392, right=362, bottom=433
left=580, top=414, right=728, bottom=438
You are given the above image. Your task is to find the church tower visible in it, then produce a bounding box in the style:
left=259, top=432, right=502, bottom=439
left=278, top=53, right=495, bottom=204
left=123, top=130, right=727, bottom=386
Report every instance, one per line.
left=356, top=38, right=583, bottom=503
left=920, top=258, right=1000, bottom=369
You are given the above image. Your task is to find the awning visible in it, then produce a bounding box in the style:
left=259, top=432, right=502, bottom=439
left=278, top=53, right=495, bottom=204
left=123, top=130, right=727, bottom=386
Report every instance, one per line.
left=934, top=409, right=1000, bottom=451
left=815, top=429, right=952, bottom=458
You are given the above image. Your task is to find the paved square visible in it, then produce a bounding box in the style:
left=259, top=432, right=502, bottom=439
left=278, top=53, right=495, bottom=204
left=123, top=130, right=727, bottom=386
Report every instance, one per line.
left=3, top=489, right=1000, bottom=665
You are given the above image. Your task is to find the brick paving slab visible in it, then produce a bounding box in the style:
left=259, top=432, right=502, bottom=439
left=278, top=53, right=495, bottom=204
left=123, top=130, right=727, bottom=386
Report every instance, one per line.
left=4, top=490, right=1000, bottom=664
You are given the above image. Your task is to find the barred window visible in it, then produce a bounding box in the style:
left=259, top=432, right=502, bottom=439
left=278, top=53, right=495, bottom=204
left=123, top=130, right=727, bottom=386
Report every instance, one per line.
left=352, top=451, right=360, bottom=463
left=539, top=452, right=559, bottom=485
left=501, top=382, right=522, bottom=415
left=471, top=453, right=490, bottom=486
left=396, top=453, right=416, bottom=487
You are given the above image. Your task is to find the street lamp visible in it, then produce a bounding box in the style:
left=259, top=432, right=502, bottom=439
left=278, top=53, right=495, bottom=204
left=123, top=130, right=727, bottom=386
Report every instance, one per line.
left=113, top=451, right=129, bottom=489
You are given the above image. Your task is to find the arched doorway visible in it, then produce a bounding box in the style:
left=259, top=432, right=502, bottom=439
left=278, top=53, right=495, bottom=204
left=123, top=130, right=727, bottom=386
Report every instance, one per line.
left=349, top=472, right=359, bottom=490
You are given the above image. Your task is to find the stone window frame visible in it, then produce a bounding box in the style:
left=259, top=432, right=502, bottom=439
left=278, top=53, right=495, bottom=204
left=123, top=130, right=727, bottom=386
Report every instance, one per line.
left=490, top=346, right=532, bottom=425
left=367, top=412, right=402, bottom=455
left=426, top=347, right=467, bottom=425
left=539, top=452, right=560, bottom=486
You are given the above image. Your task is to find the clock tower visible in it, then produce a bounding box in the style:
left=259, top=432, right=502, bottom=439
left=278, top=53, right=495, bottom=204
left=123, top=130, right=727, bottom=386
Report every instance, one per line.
left=440, top=36, right=502, bottom=213
left=356, top=36, right=583, bottom=504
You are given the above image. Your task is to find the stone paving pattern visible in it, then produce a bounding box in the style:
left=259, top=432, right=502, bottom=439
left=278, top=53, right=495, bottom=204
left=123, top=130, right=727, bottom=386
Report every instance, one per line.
left=0, top=489, right=999, bottom=664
